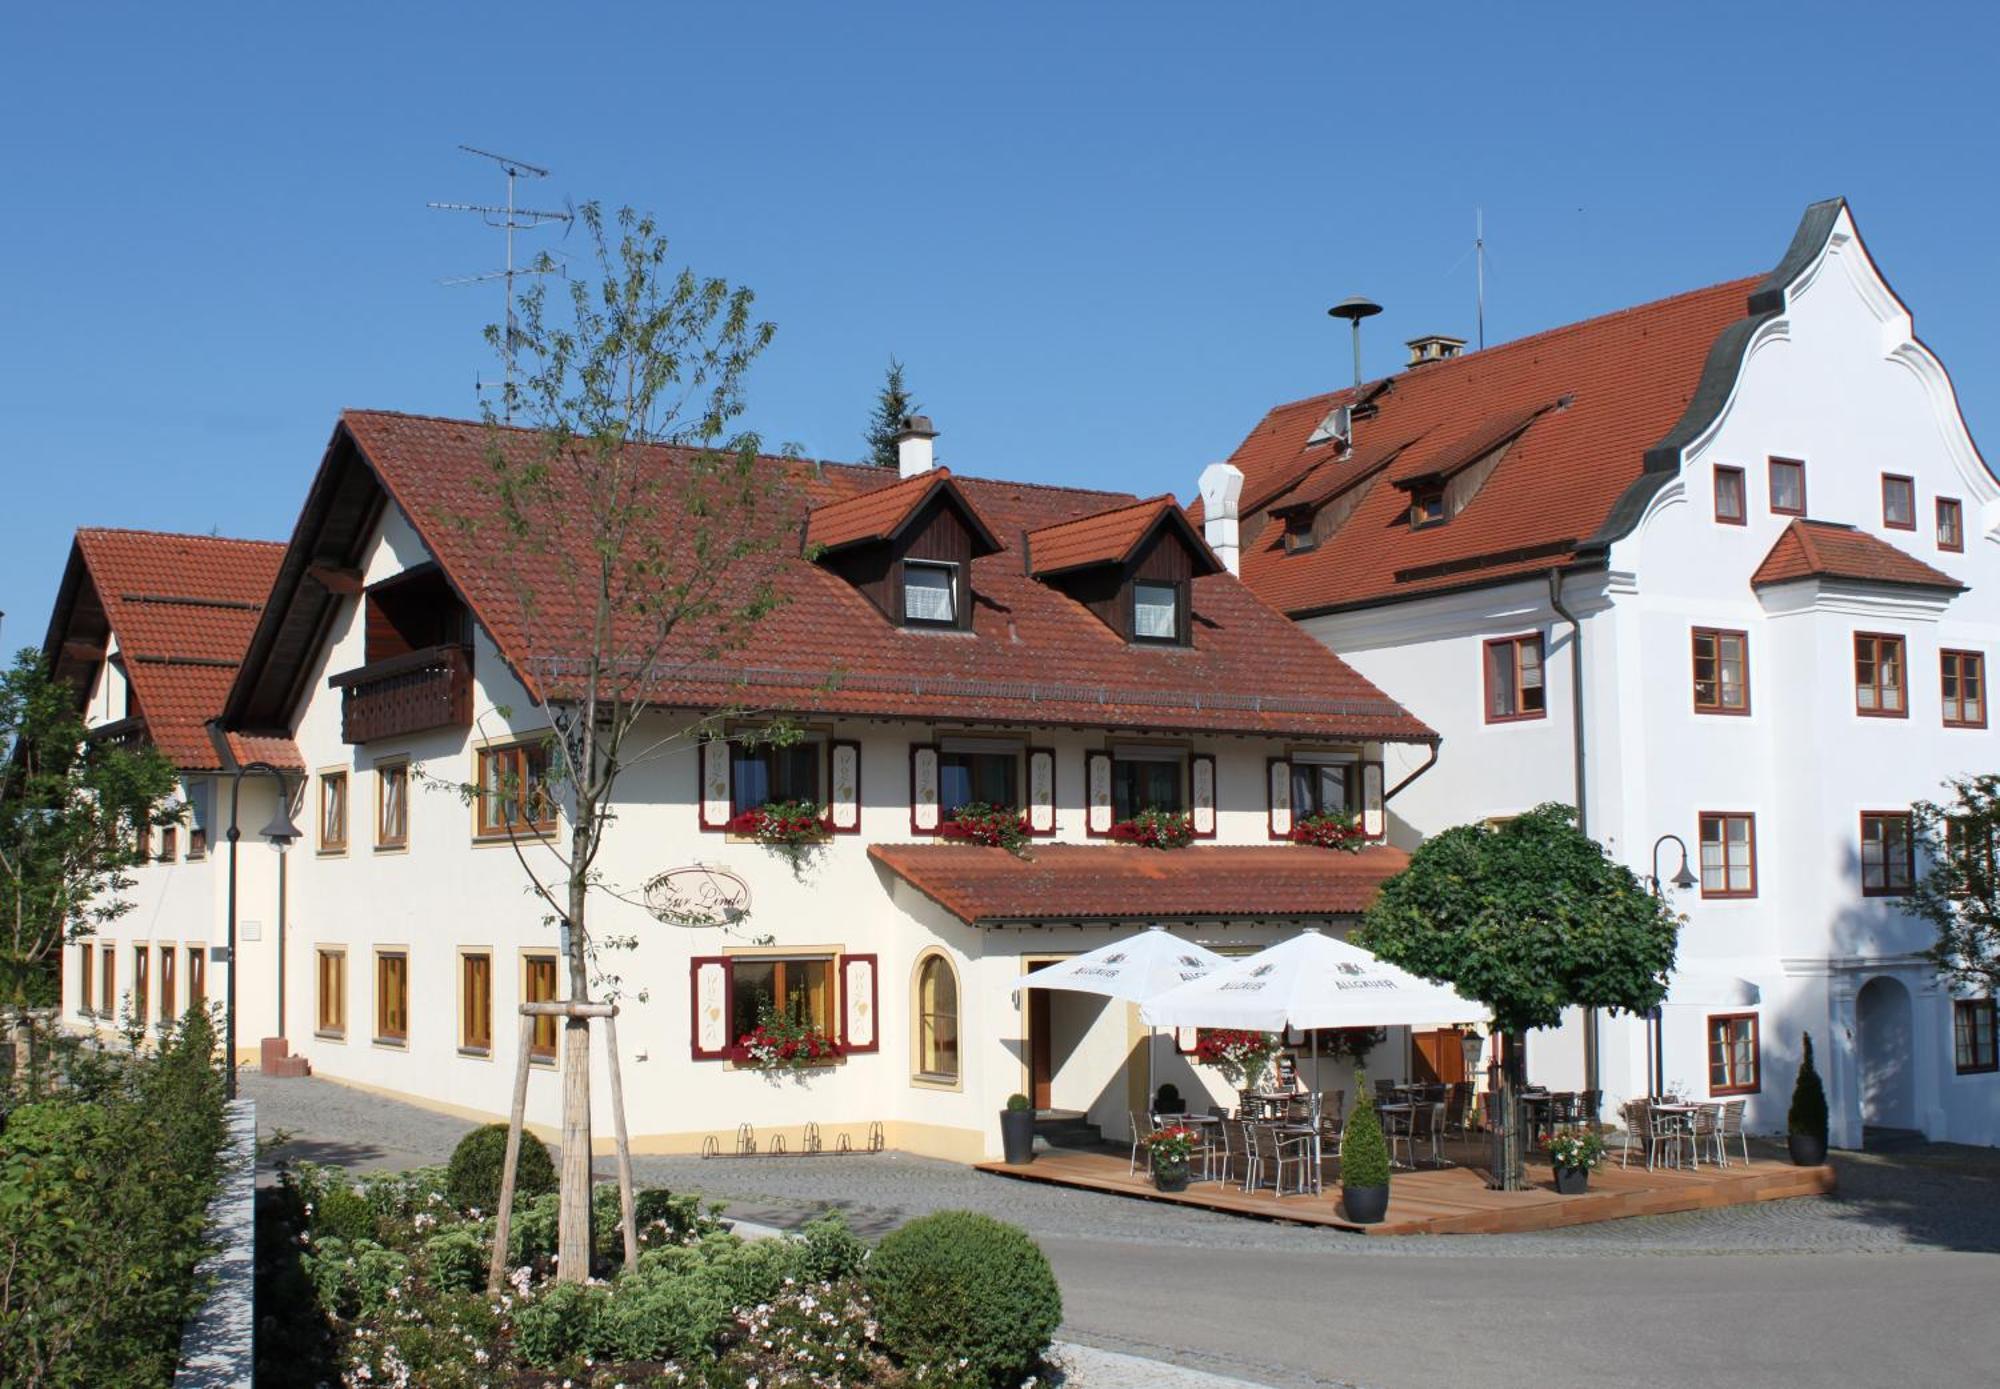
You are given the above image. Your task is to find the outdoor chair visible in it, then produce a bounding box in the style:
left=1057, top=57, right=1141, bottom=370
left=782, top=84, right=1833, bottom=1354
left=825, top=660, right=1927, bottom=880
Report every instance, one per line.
left=1618, top=1099, right=1653, bottom=1169
left=1217, top=1118, right=1252, bottom=1190
left=1315, top=1090, right=1345, bottom=1142
left=1649, top=1104, right=1699, bottom=1170
left=1382, top=1101, right=1416, bottom=1168
left=1375, top=1078, right=1399, bottom=1103
left=1712, top=1099, right=1749, bottom=1167
left=1443, top=1082, right=1474, bottom=1138
left=1249, top=1123, right=1316, bottom=1197
left=1578, top=1089, right=1603, bottom=1125
left=1128, top=1110, right=1156, bottom=1174
left=1393, top=1101, right=1445, bottom=1168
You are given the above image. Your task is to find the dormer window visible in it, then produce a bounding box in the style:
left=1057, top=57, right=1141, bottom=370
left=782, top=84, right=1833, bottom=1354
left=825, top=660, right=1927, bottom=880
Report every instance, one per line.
left=1132, top=581, right=1183, bottom=644
left=903, top=561, right=958, bottom=627
left=1410, top=487, right=1447, bottom=529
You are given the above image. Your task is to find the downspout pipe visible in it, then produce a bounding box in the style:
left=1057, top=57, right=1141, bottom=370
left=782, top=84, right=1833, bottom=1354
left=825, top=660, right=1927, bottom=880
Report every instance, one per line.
left=1547, top=569, right=1599, bottom=1105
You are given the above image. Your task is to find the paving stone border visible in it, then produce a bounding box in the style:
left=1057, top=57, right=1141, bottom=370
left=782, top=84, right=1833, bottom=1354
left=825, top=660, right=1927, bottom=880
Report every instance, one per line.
left=174, top=1097, right=256, bottom=1389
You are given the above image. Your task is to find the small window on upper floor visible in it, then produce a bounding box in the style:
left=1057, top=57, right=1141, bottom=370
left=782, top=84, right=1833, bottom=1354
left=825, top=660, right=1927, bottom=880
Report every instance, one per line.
left=902, top=561, right=959, bottom=627
left=1942, top=650, right=1986, bottom=729
left=1484, top=634, right=1546, bottom=723
left=1714, top=465, right=1746, bottom=525
left=1855, top=633, right=1907, bottom=718
left=1860, top=811, right=1915, bottom=896
left=1111, top=746, right=1186, bottom=820
left=1692, top=628, right=1750, bottom=714
left=1882, top=474, right=1916, bottom=531
left=1937, top=497, right=1964, bottom=553
left=1410, top=487, right=1447, bottom=530
left=1132, top=580, right=1184, bottom=644
left=1768, top=457, right=1806, bottom=516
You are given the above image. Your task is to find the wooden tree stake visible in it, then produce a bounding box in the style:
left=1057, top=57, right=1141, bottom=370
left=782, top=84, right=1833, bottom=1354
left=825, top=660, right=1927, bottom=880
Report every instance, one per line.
left=603, top=1010, right=639, bottom=1272
left=486, top=1010, right=537, bottom=1294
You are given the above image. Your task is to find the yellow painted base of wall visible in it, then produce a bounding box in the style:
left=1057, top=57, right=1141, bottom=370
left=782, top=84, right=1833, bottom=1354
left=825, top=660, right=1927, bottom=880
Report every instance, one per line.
left=292, top=1071, right=994, bottom=1163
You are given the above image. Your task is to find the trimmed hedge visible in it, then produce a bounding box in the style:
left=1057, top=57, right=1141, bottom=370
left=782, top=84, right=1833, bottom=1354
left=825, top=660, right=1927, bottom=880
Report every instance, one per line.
left=866, top=1209, right=1062, bottom=1388
left=446, top=1121, right=557, bottom=1212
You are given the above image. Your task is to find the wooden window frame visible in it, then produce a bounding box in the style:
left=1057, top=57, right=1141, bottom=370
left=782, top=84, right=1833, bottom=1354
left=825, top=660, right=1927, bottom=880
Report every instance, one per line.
left=475, top=739, right=557, bottom=839
left=187, top=945, right=205, bottom=1010
left=134, top=819, right=152, bottom=862
left=1129, top=578, right=1189, bottom=647
left=911, top=948, right=962, bottom=1088
left=900, top=558, right=963, bottom=629
left=159, top=825, right=178, bottom=863
left=131, top=945, right=150, bottom=1026
left=1698, top=812, right=1758, bottom=900
left=1712, top=465, right=1746, bottom=525
left=1937, top=496, right=1964, bottom=553
left=723, top=952, right=838, bottom=1063
left=100, top=942, right=116, bottom=1016
left=1942, top=649, right=1987, bottom=729
left=315, top=947, right=347, bottom=1040
left=1854, top=633, right=1908, bottom=719
left=1483, top=633, right=1547, bottom=724
left=726, top=733, right=829, bottom=822
left=1768, top=457, right=1806, bottom=516
left=318, top=770, right=349, bottom=854
left=1860, top=811, right=1916, bottom=897
left=188, top=826, right=207, bottom=860
left=458, top=948, right=493, bottom=1057
left=1108, top=745, right=1189, bottom=822
left=523, top=952, right=560, bottom=1064
left=158, top=943, right=176, bottom=1023
left=1691, top=628, right=1751, bottom=716
left=1954, top=998, right=1998, bottom=1075
left=1881, top=473, right=1917, bottom=531
left=374, top=948, right=409, bottom=1048
left=1706, top=1012, right=1761, bottom=1095
left=78, top=941, right=94, bottom=1017
left=376, top=759, right=410, bottom=850
left=1409, top=486, right=1447, bottom=530
left=937, top=743, right=1024, bottom=821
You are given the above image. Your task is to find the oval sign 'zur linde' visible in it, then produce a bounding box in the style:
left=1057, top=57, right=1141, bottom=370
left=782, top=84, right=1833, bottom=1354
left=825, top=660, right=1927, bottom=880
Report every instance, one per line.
left=643, top=864, right=751, bottom=927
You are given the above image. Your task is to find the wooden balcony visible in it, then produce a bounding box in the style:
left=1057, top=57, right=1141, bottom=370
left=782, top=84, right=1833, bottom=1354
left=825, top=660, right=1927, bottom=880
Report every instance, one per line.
left=329, top=644, right=473, bottom=745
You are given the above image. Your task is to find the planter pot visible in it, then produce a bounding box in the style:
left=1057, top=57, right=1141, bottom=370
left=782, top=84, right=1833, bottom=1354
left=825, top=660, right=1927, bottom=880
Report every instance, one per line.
left=1341, top=1183, right=1389, bottom=1224
left=999, top=1109, right=1037, bottom=1165
left=1553, top=1164, right=1590, bottom=1195
left=1152, top=1160, right=1190, bottom=1193
left=1788, top=1132, right=1827, bottom=1167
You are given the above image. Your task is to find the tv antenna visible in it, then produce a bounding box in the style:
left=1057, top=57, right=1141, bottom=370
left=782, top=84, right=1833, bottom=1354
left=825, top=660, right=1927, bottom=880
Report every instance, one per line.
left=430, top=145, right=573, bottom=419
left=1475, top=207, right=1487, bottom=351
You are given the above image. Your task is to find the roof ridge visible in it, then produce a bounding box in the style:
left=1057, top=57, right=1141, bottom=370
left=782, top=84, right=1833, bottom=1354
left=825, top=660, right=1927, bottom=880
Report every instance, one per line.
left=1788, top=517, right=1824, bottom=570
left=1257, top=273, right=1763, bottom=418
left=340, top=407, right=851, bottom=474
left=77, top=526, right=284, bottom=549
left=949, top=472, right=1139, bottom=502
left=1026, top=493, right=1179, bottom=534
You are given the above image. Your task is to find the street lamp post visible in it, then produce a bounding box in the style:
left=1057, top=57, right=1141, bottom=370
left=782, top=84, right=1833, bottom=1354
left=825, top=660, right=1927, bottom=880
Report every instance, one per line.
left=223, top=761, right=300, bottom=1099
left=1645, top=834, right=1698, bottom=1099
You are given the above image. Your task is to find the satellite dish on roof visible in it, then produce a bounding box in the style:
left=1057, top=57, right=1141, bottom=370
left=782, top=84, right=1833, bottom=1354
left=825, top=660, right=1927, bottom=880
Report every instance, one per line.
left=1327, top=296, right=1383, bottom=388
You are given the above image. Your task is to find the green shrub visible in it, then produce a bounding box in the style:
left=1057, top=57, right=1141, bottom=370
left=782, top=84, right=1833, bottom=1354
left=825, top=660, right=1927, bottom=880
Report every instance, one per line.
left=796, top=1210, right=868, bottom=1282
left=586, top=1261, right=735, bottom=1364
left=353, top=1244, right=412, bottom=1315
left=301, top=1236, right=361, bottom=1319
left=447, top=1122, right=557, bottom=1213
left=1341, top=1076, right=1391, bottom=1188
left=421, top=1226, right=489, bottom=1293
left=312, top=1181, right=377, bottom=1243
left=1790, top=1031, right=1829, bottom=1142
left=513, top=1280, right=609, bottom=1367
left=866, top=1210, right=1061, bottom=1388
left=506, top=1191, right=561, bottom=1265
left=1005, top=1092, right=1031, bottom=1112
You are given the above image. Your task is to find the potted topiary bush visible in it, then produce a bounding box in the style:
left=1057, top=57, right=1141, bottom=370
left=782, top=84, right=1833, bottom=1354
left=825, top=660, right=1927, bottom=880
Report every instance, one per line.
left=1547, top=1127, right=1605, bottom=1194
left=1000, top=1092, right=1037, bottom=1165
left=1153, top=1082, right=1185, bottom=1115
left=1788, top=1031, right=1829, bottom=1166
left=1339, top=1074, right=1391, bottom=1224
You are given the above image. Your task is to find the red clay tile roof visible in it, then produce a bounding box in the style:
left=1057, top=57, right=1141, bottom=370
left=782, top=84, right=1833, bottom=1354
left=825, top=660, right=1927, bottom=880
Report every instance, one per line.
left=1206, top=277, right=1763, bottom=614
left=1024, top=496, right=1218, bottom=577
left=54, top=530, right=297, bottom=772
left=232, top=411, right=1432, bottom=744
left=802, top=468, right=999, bottom=554
left=1751, top=519, right=1965, bottom=591
left=867, top=842, right=1411, bottom=924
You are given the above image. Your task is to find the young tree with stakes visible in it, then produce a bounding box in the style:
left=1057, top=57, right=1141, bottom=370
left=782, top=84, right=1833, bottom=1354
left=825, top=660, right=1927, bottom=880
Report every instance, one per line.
left=862, top=357, right=919, bottom=468
left=0, top=651, right=181, bottom=1062
left=1357, top=802, right=1681, bottom=1189
left=464, top=203, right=797, bottom=1285
left=1907, top=773, right=2000, bottom=997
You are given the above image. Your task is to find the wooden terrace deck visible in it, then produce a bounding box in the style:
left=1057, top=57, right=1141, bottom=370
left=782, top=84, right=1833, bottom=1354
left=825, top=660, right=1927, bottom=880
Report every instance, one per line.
left=974, top=1147, right=1836, bottom=1236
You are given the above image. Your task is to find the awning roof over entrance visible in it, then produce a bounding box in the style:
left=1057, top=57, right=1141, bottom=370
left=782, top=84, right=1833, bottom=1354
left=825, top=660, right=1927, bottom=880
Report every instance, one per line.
left=867, top=843, right=1410, bottom=926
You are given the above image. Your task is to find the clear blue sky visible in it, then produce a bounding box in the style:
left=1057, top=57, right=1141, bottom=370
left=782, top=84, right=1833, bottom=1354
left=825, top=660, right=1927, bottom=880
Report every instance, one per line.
left=4, top=3, right=1995, bottom=642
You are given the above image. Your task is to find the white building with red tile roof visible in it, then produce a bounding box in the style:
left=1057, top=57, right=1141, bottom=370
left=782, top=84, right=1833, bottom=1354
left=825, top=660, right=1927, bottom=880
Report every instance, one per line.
left=1213, top=199, right=2000, bottom=1148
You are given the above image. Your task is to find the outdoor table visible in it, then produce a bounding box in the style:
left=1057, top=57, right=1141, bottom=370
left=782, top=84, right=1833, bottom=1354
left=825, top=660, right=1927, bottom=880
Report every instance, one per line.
left=1649, top=1102, right=1712, bottom=1168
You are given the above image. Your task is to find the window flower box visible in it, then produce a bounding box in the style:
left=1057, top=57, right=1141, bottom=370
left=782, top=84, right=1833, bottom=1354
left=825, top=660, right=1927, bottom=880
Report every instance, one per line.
left=725, top=799, right=831, bottom=847
left=938, top=802, right=1032, bottom=855
left=1109, top=808, right=1195, bottom=850
left=1291, top=810, right=1367, bottom=852
left=737, top=1003, right=842, bottom=1071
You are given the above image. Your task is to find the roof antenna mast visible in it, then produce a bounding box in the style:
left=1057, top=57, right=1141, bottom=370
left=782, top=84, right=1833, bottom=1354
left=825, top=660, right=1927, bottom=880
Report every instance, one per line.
left=1475, top=206, right=1487, bottom=351
left=1328, top=295, right=1382, bottom=388
left=430, top=145, right=573, bottom=421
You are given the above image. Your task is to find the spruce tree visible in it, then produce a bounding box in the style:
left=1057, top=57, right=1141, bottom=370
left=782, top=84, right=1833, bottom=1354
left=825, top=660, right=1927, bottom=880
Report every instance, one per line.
left=864, top=357, right=919, bottom=467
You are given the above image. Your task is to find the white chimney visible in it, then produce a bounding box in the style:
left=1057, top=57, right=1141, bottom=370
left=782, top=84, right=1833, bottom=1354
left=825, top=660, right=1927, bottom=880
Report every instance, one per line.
left=1198, top=461, right=1244, bottom=576
left=895, top=415, right=938, bottom=479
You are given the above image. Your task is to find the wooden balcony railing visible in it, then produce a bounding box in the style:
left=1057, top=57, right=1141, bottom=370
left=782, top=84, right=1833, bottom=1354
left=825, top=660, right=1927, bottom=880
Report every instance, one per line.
left=329, top=644, right=473, bottom=745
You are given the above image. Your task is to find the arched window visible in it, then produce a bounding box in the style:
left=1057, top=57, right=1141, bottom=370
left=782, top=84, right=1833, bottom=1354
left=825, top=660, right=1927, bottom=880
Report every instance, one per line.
left=914, top=952, right=960, bottom=1082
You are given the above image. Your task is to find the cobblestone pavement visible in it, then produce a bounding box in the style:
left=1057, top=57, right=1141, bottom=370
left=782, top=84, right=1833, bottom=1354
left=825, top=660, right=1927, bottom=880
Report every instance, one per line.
left=247, top=1075, right=2000, bottom=1389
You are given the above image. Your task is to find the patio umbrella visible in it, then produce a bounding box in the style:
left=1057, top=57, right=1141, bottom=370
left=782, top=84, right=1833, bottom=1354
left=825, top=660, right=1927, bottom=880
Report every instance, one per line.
left=1140, top=929, right=1488, bottom=1099
left=1017, top=926, right=1227, bottom=1108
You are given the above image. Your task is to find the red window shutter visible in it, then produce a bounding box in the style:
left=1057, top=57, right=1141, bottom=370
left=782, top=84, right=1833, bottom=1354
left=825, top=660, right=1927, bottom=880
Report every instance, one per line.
left=1267, top=757, right=1294, bottom=840
left=1190, top=754, right=1217, bottom=839
left=1085, top=751, right=1114, bottom=836
left=828, top=739, right=862, bottom=833
left=840, top=953, right=879, bottom=1053
left=690, top=955, right=732, bottom=1059
left=697, top=737, right=732, bottom=831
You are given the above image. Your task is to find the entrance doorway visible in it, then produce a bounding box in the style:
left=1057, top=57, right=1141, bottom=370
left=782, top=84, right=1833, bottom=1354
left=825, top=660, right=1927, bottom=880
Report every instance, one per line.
left=1412, top=1028, right=1469, bottom=1085
left=1027, top=987, right=1053, bottom=1110
left=1856, top=975, right=1917, bottom=1132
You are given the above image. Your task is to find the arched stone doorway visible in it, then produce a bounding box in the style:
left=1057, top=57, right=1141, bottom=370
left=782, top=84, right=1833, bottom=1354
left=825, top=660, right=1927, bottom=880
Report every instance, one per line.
left=1855, top=975, right=1916, bottom=1132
